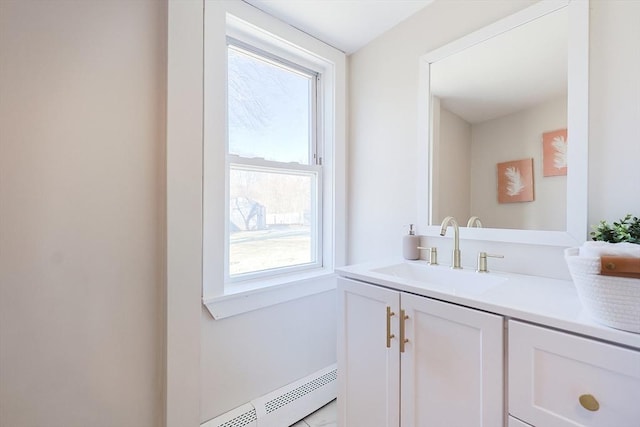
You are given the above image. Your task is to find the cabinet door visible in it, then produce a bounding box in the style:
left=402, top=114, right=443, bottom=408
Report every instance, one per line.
left=400, top=293, right=504, bottom=427
left=508, top=416, right=533, bottom=427
left=509, top=320, right=640, bottom=427
left=337, top=278, right=400, bottom=427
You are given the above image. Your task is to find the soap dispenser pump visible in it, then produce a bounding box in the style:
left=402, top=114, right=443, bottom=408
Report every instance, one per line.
left=403, top=224, right=420, bottom=260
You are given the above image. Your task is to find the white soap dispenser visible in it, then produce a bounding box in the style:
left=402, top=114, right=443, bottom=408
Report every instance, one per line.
left=403, top=224, right=420, bottom=260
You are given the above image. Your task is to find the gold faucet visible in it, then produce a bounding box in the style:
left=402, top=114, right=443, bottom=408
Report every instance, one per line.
left=467, top=216, right=483, bottom=228
left=440, top=216, right=461, bottom=269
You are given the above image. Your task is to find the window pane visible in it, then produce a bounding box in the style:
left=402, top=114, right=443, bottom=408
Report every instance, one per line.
left=229, top=166, right=317, bottom=276
left=227, top=46, right=313, bottom=164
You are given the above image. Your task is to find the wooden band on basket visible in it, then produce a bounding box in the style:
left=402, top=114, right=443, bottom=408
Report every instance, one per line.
left=600, top=256, right=640, bottom=279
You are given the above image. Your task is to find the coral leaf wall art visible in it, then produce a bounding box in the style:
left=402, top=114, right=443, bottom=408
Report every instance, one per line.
left=497, top=158, right=534, bottom=203
left=543, top=128, right=568, bottom=176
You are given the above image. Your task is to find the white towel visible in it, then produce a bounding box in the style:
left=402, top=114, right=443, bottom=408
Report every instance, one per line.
left=580, top=241, right=640, bottom=258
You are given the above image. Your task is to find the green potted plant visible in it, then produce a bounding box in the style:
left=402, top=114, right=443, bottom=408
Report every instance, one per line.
left=590, top=214, right=640, bottom=244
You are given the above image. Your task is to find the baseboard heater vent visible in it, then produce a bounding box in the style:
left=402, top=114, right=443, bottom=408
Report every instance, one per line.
left=203, top=403, right=257, bottom=427
left=265, top=368, right=337, bottom=414
left=201, top=364, right=337, bottom=427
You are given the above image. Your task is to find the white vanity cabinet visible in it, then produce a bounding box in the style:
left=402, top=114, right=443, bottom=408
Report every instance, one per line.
left=508, top=416, right=533, bottom=427
left=337, top=277, right=504, bottom=427
left=508, top=320, right=640, bottom=427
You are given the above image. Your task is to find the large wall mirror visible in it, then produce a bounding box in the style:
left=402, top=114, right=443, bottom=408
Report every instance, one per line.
left=417, top=0, right=589, bottom=246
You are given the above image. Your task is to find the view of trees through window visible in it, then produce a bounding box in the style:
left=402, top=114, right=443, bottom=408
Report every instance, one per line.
left=227, top=43, right=319, bottom=277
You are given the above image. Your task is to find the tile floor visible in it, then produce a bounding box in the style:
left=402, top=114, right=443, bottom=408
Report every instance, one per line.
left=290, top=399, right=337, bottom=427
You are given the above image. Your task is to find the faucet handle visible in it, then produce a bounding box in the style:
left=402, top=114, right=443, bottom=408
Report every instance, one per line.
left=477, top=252, right=504, bottom=273
left=418, top=246, right=438, bottom=265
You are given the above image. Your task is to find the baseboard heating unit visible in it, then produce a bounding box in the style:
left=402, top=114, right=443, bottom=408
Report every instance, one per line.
left=201, top=364, right=337, bottom=427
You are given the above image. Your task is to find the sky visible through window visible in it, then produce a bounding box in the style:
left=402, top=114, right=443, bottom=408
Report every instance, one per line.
left=227, top=46, right=312, bottom=164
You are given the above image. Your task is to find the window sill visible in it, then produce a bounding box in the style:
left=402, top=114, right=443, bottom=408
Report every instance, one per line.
left=202, top=269, right=337, bottom=319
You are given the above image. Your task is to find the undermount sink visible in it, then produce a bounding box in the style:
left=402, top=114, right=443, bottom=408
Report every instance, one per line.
left=372, top=262, right=507, bottom=295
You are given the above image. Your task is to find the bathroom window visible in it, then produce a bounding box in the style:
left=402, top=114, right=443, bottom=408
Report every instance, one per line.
left=202, top=5, right=344, bottom=317
left=226, top=39, right=323, bottom=282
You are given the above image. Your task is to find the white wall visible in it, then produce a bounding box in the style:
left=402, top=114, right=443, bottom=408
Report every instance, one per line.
left=200, top=292, right=337, bottom=421
left=435, top=104, right=472, bottom=224
left=0, top=1, right=166, bottom=426
left=3, top=0, right=638, bottom=425
left=470, top=96, right=567, bottom=230
left=196, top=1, right=342, bottom=423
left=588, top=0, right=640, bottom=226
left=166, top=0, right=203, bottom=425
left=348, top=0, right=536, bottom=264
left=348, top=0, right=640, bottom=279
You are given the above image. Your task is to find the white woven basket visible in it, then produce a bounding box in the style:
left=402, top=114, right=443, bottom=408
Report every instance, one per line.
left=565, top=248, right=640, bottom=333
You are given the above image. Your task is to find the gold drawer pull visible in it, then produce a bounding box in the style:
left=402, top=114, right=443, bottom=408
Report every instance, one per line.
left=386, top=306, right=395, bottom=348
left=399, top=309, right=409, bottom=353
left=579, top=394, right=600, bottom=412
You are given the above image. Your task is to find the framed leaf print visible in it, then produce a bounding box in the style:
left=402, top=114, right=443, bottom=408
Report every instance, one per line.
left=542, top=128, right=567, bottom=176
left=497, top=158, right=534, bottom=203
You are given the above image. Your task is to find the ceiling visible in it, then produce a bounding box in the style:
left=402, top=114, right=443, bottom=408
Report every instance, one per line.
left=241, top=0, right=568, bottom=125
left=242, top=0, right=435, bottom=54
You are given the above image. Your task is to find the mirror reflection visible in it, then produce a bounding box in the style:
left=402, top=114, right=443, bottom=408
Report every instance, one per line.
left=430, top=7, right=568, bottom=231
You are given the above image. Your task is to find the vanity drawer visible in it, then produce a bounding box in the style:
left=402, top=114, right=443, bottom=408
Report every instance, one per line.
left=508, top=320, right=640, bottom=427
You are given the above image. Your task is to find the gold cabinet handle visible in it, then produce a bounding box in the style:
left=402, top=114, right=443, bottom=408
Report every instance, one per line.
left=399, top=309, right=409, bottom=353
left=386, top=306, right=395, bottom=348
left=579, top=394, right=600, bottom=412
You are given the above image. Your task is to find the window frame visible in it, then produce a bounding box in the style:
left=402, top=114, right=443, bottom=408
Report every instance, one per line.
left=225, top=37, right=323, bottom=283
left=225, top=158, right=324, bottom=283
left=202, top=4, right=346, bottom=319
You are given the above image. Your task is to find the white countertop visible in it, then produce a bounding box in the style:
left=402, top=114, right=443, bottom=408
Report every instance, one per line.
left=337, top=258, right=640, bottom=350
